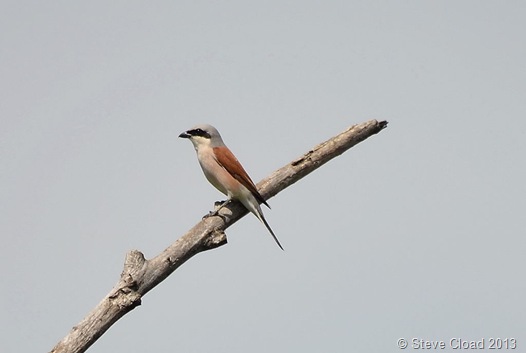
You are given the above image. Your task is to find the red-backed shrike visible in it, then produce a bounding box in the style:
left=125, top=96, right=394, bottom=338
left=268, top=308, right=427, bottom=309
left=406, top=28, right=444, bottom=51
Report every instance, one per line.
left=179, top=124, right=283, bottom=250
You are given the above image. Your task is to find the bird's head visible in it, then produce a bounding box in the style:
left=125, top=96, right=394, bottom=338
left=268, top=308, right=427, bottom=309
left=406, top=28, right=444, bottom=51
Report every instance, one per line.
left=179, top=124, right=224, bottom=149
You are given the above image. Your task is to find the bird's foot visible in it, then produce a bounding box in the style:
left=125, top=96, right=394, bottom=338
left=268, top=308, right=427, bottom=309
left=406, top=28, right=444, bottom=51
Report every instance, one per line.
left=214, top=200, right=229, bottom=209
left=202, top=200, right=230, bottom=220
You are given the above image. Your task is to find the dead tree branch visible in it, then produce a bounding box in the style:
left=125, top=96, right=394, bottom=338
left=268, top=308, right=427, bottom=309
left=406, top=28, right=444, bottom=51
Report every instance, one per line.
left=50, top=119, right=388, bottom=353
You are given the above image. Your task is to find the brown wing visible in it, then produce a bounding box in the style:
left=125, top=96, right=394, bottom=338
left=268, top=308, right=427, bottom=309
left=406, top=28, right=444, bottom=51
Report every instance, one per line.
left=213, top=146, right=270, bottom=208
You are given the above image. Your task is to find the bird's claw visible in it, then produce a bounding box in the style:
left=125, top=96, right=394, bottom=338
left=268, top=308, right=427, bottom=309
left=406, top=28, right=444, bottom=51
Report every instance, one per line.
left=202, top=211, right=215, bottom=219
left=214, top=200, right=227, bottom=208
left=202, top=200, right=230, bottom=220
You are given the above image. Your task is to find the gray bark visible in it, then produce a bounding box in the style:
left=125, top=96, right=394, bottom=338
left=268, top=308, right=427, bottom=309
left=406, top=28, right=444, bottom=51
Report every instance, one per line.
left=50, top=119, right=388, bottom=353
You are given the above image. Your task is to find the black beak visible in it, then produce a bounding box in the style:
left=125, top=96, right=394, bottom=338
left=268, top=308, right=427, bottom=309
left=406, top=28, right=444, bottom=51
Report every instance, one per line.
left=178, top=132, right=191, bottom=139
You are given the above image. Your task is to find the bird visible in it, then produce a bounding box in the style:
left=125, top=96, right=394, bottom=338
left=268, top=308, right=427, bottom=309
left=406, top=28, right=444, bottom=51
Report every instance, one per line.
left=179, top=124, right=284, bottom=250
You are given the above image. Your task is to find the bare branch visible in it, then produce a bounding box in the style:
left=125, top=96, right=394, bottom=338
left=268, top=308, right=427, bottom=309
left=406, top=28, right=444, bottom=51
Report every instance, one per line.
left=50, top=119, right=388, bottom=353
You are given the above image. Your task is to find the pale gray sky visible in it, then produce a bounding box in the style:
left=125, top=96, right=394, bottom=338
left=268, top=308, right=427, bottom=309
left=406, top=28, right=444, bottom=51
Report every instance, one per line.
left=1, top=1, right=525, bottom=352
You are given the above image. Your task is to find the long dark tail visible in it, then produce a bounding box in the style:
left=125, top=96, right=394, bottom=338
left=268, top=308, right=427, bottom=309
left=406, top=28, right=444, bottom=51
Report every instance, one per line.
left=258, top=212, right=284, bottom=251
left=241, top=196, right=284, bottom=250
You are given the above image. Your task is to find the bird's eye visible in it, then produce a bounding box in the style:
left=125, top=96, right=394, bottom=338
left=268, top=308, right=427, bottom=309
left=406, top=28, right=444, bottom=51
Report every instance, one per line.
left=188, top=128, right=211, bottom=139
